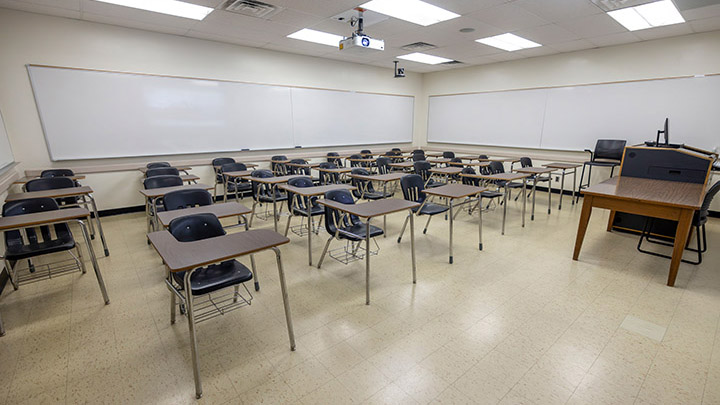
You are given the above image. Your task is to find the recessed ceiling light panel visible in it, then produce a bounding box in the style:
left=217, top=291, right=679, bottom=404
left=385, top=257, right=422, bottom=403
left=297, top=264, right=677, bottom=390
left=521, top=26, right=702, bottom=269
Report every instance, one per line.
left=607, top=0, right=685, bottom=31
left=475, top=33, right=541, bottom=52
left=287, top=29, right=345, bottom=47
left=94, top=0, right=214, bottom=20
left=359, top=0, right=460, bottom=26
left=397, top=52, right=453, bottom=65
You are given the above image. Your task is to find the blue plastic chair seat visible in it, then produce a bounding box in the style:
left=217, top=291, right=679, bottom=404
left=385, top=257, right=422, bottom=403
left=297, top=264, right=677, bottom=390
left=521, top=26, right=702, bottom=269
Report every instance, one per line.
left=173, top=260, right=253, bottom=296
left=5, top=237, right=76, bottom=261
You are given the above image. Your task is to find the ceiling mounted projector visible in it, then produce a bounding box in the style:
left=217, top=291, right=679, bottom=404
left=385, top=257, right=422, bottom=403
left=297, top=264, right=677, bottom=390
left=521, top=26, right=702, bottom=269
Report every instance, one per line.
left=339, top=8, right=385, bottom=53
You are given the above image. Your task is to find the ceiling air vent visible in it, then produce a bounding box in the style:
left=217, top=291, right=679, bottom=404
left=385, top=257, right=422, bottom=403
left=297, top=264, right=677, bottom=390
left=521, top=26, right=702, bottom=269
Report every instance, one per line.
left=401, top=42, right=437, bottom=52
left=441, top=60, right=463, bottom=65
left=222, top=0, right=281, bottom=19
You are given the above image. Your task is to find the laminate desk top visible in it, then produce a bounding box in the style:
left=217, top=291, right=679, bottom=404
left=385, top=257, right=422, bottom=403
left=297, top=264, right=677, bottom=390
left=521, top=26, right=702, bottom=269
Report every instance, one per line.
left=223, top=170, right=254, bottom=178
left=317, top=167, right=352, bottom=174
left=425, top=152, right=446, bottom=158
left=0, top=207, right=91, bottom=230
left=13, top=175, right=85, bottom=184
left=156, top=202, right=252, bottom=227
left=139, top=166, right=192, bottom=174
left=582, top=177, right=706, bottom=210
left=278, top=184, right=355, bottom=196
left=347, top=158, right=376, bottom=163
left=181, top=174, right=200, bottom=182
left=148, top=229, right=289, bottom=272
left=427, top=158, right=452, bottom=164
left=430, top=167, right=463, bottom=175
left=271, top=159, right=290, bottom=164
left=448, top=161, right=490, bottom=167
left=318, top=198, right=419, bottom=218
left=515, top=167, right=554, bottom=175
left=423, top=184, right=487, bottom=199
left=389, top=161, right=414, bottom=169
left=349, top=172, right=406, bottom=182
left=213, top=163, right=258, bottom=169
left=139, top=183, right=213, bottom=199
left=544, top=162, right=582, bottom=169
left=6, top=186, right=94, bottom=201
left=461, top=172, right=529, bottom=182
left=285, top=162, right=321, bottom=168
left=479, top=157, right=520, bottom=163
left=246, top=174, right=306, bottom=184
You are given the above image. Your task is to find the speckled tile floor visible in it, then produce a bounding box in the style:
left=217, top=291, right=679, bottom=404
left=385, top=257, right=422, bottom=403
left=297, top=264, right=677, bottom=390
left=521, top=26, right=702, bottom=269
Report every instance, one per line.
left=0, top=190, right=718, bottom=404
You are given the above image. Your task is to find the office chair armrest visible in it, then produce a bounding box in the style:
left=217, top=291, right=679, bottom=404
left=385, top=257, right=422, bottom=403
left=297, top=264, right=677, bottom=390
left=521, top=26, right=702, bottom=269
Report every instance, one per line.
left=583, top=149, right=593, bottom=161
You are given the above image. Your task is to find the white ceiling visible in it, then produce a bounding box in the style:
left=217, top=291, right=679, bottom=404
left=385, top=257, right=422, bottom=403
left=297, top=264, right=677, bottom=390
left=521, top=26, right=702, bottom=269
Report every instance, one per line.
left=1, top=0, right=720, bottom=73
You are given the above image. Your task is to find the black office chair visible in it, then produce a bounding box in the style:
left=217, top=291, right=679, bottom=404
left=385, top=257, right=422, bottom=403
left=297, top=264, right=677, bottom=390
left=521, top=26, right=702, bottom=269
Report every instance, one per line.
left=220, top=162, right=252, bottom=202
left=40, top=169, right=75, bottom=178
left=637, top=180, right=720, bottom=265
left=577, top=139, right=627, bottom=203
left=249, top=169, right=287, bottom=227
left=413, top=161, right=444, bottom=188
left=212, top=157, right=235, bottom=198
left=514, top=157, right=550, bottom=201
left=146, top=167, right=180, bottom=178
left=327, top=152, right=342, bottom=167
left=376, top=157, right=391, bottom=175
left=164, top=189, right=213, bottom=211
left=147, top=162, right=171, bottom=169
left=462, top=167, right=503, bottom=211
left=442, top=151, right=455, bottom=159
left=350, top=168, right=391, bottom=200
left=25, top=177, right=79, bottom=208
left=318, top=162, right=340, bottom=185
left=397, top=174, right=449, bottom=242
left=2, top=198, right=86, bottom=290
left=284, top=177, right=324, bottom=237
left=317, top=189, right=384, bottom=269
left=271, top=155, right=288, bottom=175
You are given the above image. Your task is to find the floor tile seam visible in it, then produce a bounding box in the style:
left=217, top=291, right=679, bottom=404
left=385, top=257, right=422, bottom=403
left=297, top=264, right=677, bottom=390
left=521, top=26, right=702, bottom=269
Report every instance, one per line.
left=699, top=314, right=720, bottom=405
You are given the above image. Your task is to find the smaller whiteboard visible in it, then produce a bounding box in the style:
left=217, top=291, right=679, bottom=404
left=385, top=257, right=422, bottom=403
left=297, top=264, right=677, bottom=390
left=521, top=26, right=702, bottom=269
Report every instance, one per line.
left=0, top=109, right=14, bottom=174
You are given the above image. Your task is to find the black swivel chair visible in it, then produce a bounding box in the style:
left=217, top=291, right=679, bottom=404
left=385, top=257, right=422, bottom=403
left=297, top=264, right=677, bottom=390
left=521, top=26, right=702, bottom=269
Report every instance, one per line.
left=271, top=155, right=288, bottom=175
left=413, top=161, right=445, bottom=188
left=397, top=174, right=449, bottom=242
left=637, top=180, right=720, bottom=265
left=350, top=168, right=391, bottom=200
left=40, top=169, right=75, bottom=178
left=316, top=189, right=384, bottom=269
left=577, top=139, right=627, bottom=203
left=220, top=163, right=252, bottom=202
left=164, top=189, right=213, bottom=211
left=248, top=169, right=287, bottom=227
left=147, top=162, right=171, bottom=169
left=212, top=157, right=235, bottom=198
left=146, top=167, right=180, bottom=178
left=284, top=177, right=324, bottom=237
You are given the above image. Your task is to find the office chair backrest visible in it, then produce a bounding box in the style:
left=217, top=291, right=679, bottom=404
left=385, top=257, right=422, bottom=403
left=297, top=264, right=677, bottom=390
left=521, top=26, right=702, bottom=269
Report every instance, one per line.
left=3, top=198, right=70, bottom=248
left=143, top=175, right=183, bottom=189
left=250, top=169, right=274, bottom=199
left=289, top=159, right=310, bottom=175
left=520, top=157, right=533, bottom=168
left=163, top=189, right=213, bottom=211
left=26, top=177, right=76, bottom=191
left=146, top=167, right=180, bottom=178
left=461, top=167, right=479, bottom=186
left=488, top=161, right=505, bottom=174
left=377, top=157, right=391, bottom=174
left=221, top=162, right=248, bottom=174
left=318, top=162, right=335, bottom=169
left=412, top=153, right=426, bottom=162
left=349, top=154, right=364, bottom=167
left=443, top=151, right=455, bottom=159
left=451, top=157, right=463, bottom=164
left=478, top=155, right=489, bottom=160
left=360, top=149, right=372, bottom=155
left=169, top=213, right=225, bottom=243
left=319, top=162, right=338, bottom=184
left=350, top=168, right=375, bottom=197
left=147, top=162, right=171, bottom=169
left=323, top=189, right=359, bottom=235
left=327, top=152, right=341, bottom=165
left=413, top=161, right=432, bottom=182
left=286, top=176, right=315, bottom=210
left=594, top=139, right=626, bottom=161
left=698, top=181, right=720, bottom=223
left=40, top=169, right=74, bottom=178
left=212, top=157, right=235, bottom=168
left=391, top=148, right=401, bottom=152
left=400, top=174, right=426, bottom=204
left=412, top=149, right=423, bottom=154
left=271, top=155, right=288, bottom=173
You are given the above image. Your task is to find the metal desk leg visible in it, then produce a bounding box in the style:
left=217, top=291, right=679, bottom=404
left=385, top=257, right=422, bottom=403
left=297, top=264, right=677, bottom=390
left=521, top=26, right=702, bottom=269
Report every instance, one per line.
left=152, top=198, right=160, bottom=232
left=89, top=195, right=110, bottom=256
left=558, top=169, right=566, bottom=210
left=522, top=178, right=527, bottom=228
left=410, top=212, right=416, bottom=284
left=273, top=247, right=296, bottom=350
left=145, top=197, right=151, bottom=236
left=77, top=219, right=109, bottom=304
left=448, top=199, right=454, bottom=264
left=243, top=217, right=260, bottom=291
left=183, top=268, right=202, bottom=399
left=307, top=197, right=312, bottom=266
left=547, top=177, right=552, bottom=215
left=502, top=184, right=508, bottom=235
left=531, top=178, right=537, bottom=221
left=365, top=218, right=371, bottom=305
left=478, top=195, right=483, bottom=251
left=272, top=186, right=278, bottom=233
left=0, top=310, right=5, bottom=336
left=572, top=168, right=577, bottom=205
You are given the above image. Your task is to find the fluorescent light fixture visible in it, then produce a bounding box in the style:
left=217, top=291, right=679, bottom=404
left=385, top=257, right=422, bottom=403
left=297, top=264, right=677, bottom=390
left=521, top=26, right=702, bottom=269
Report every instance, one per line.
left=607, top=0, right=685, bottom=31
left=94, top=0, right=213, bottom=20
left=475, top=33, right=541, bottom=52
left=360, top=0, right=460, bottom=26
left=397, top=52, right=452, bottom=65
left=287, top=28, right=345, bottom=47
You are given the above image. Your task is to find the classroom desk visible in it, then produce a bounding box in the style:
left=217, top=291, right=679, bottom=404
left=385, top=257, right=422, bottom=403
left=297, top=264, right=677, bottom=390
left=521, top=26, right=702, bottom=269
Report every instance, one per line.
left=515, top=167, right=554, bottom=220
left=222, top=170, right=254, bottom=202
left=13, top=174, right=86, bottom=185
left=389, top=161, right=414, bottom=171
left=139, top=183, right=213, bottom=234
left=427, top=158, right=452, bottom=165
left=448, top=161, right=490, bottom=168
left=212, top=162, right=258, bottom=170
left=543, top=162, right=581, bottom=210
left=348, top=172, right=405, bottom=232
left=0, top=207, right=109, bottom=304
left=148, top=229, right=294, bottom=399
left=425, top=152, right=445, bottom=158
left=317, top=166, right=351, bottom=184
left=573, top=177, right=705, bottom=287
left=138, top=166, right=192, bottom=174
left=156, top=202, right=251, bottom=228
left=244, top=174, right=305, bottom=232
left=317, top=198, right=419, bottom=304
left=347, top=158, right=376, bottom=169
left=286, top=162, right=321, bottom=170
left=5, top=186, right=110, bottom=256
left=277, top=184, right=355, bottom=265
left=422, top=184, right=487, bottom=264
left=461, top=172, right=529, bottom=235
left=430, top=166, right=462, bottom=184
left=180, top=174, right=199, bottom=183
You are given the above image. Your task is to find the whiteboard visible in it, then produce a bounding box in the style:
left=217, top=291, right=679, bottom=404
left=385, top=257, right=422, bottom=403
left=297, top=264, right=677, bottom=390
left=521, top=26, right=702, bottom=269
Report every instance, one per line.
left=291, top=88, right=414, bottom=148
left=428, top=75, right=720, bottom=152
left=0, top=108, right=14, bottom=174
left=27, top=66, right=414, bottom=160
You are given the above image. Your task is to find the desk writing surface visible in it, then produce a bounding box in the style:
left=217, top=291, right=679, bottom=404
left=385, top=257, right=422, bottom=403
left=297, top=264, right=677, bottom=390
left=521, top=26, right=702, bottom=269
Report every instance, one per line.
left=14, top=175, right=86, bottom=184
left=139, top=166, right=192, bottom=173
left=349, top=172, right=406, bottom=182
left=423, top=184, right=487, bottom=199
left=223, top=170, right=254, bottom=178
left=6, top=186, right=94, bottom=201
left=515, top=167, right=553, bottom=175
left=448, top=161, right=489, bottom=167
left=389, top=162, right=414, bottom=168
left=181, top=174, right=200, bottom=182
left=0, top=207, right=90, bottom=230
left=213, top=163, right=258, bottom=169
left=544, top=162, right=581, bottom=169
left=148, top=229, right=289, bottom=272
left=318, top=198, right=419, bottom=218
left=286, top=162, right=320, bottom=168
left=156, top=202, right=251, bottom=227
left=247, top=174, right=305, bottom=184
left=479, top=157, right=519, bottom=163
left=582, top=177, right=705, bottom=209
left=139, top=183, right=212, bottom=198
left=278, top=184, right=354, bottom=196
left=430, top=167, right=462, bottom=175
left=317, top=167, right=351, bottom=174
left=427, top=158, right=452, bottom=164
left=461, top=173, right=529, bottom=181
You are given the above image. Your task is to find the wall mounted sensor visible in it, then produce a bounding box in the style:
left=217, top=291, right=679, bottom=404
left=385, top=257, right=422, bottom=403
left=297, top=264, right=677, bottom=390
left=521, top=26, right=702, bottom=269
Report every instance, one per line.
left=394, top=61, right=405, bottom=78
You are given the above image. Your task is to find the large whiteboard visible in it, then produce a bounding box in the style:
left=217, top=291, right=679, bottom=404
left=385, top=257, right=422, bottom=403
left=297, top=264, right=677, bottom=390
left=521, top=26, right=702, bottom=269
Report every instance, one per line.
left=27, top=66, right=414, bottom=160
left=0, top=109, right=14, bottom=174
left=428, top=74, right=720, bottom=151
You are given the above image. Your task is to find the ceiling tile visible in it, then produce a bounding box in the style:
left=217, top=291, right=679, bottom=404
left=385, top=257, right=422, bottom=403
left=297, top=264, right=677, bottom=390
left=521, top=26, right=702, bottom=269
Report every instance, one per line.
left=181, top=0, right=225, bottom=7
left=268, top=7, right=325, bottom=28
left=557, top=13, right=626, bottom=38
left=0, top=0, right=81, bottom=17
left=633, top=23, right=694, bottom=40
left=486, top=52, right=526, bottom=62
left=184, top=30, right=268, bottom=48
left=467, top=2, right=550, bottom=32
left=426, top=0, right=509, bottom=15
left=551, top=38, right=597, bottom=52
left=689, top=15, right=720, bottom=31
left=430, top=42, right=504, bottom=60
left=512, top=0, right=603, bottom=22
left=681, top=3, right=720, bottom=20
left=588, top=31, right=640, bottom=47
left=515, top=23, right=581, bottom=44
left=82, top=12, right=191, bottom=36
left=270, top=0, right=359, bottom=18
left=516, top=45, right=560, bottom=58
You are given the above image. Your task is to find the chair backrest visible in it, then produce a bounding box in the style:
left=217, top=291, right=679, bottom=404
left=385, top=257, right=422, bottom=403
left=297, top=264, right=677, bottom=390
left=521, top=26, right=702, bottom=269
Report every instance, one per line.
left=146, top=167, right=180, bottom=178
left=319, top=163, right=338, bottom=184
left=413, top=161, right=432, bottom=182
left=400, top=174, right=426, bottom=204
left=350, top=168, right=374, bottom=197
left=698, top=181, right=720, bottom=222
left=349, top=154, right=363, bottom=167
left=250, top=169, right=274, bottom=199
left=318, top=162, right=335, bottom=169
left=163, top=189, right=213, bottom=211
left=360, top=149, right=372, bottom=155
left=169, top=213, right=225, bottom=242
left=220, top=162, right=248, bottom=174
left=593, top=139, right=627, bottom=161
left=451, top=157, right=463, bottom=164
left=3, top=198, right=71, bottom=249
left=26, top=177, right=76, bottom=191
left=461, top=167, right=479, bottom=186
left=147, top=162, right=171, bottom=169
left=376, top=157, right=391, bottom=174
left=323, top=189, right=359, bottom=235
left=271, top=155, right=288, bottom=174
left=488, top=161, right=505, bottom=174
left=412, top=149, right=424, bottom=154
left=391, top=148, right=401, bottom=152
left=412, top=153, right=426, bottom=162
left=143, top=175, right=183, bottom=189
left=443, top=151, right=455, bottom=159
left=520, top=157, right=533, bottom=168
left=478, top=154, right=489, bottom=160
left=40, top=169, right=75, bottom=178
left=286, top=176, right=315, bottom=211
left=288, top=159, right=310, bottom=175
left=326, top=152, right=341, bottom=165
left=212, top=157, right=235, bottom=168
